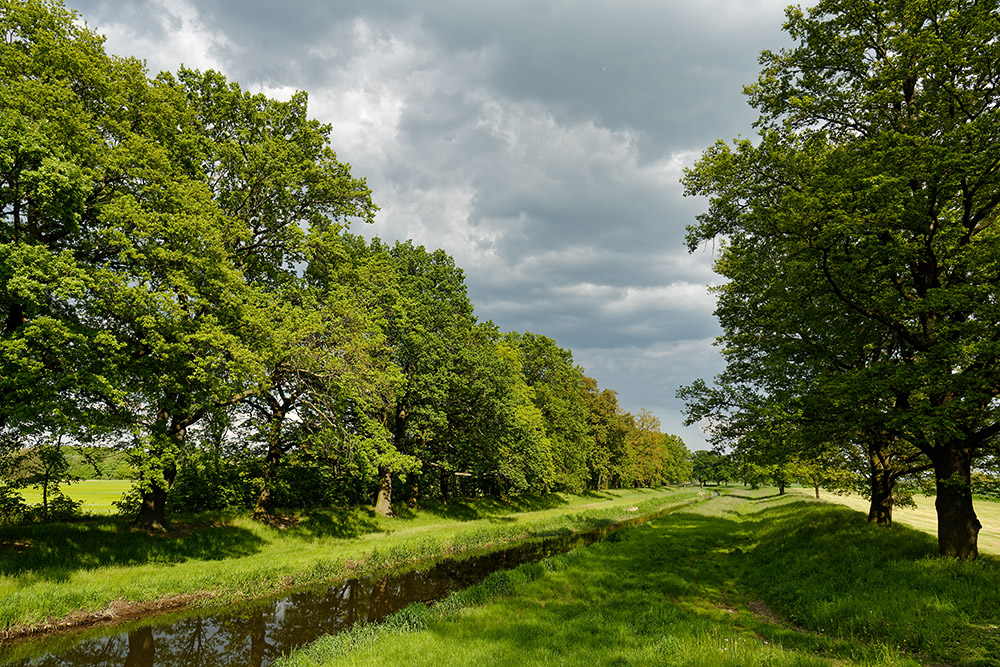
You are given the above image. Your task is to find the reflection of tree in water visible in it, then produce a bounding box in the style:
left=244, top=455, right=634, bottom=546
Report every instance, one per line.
left=19, top=528, right=618, bottom=667
left=123, top=627, right=154, bottom=667
left=248, top=611, right=270, bottom=667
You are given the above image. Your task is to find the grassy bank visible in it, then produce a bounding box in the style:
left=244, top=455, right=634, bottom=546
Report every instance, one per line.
left=0, top=486, right=700, bottom=637
left=280, top=489, right=1000, bottom=667
left=792, top=488, right=1000, bottom=554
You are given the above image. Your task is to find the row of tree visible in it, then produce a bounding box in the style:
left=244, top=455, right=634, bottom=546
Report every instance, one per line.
left=0, top=0, right=692, bottom=528
left=679, top=0, right=1000, bottom=560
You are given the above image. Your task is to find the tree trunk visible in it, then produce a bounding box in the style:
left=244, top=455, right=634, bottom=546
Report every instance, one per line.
left=134, top=414, right=186, bottom=531
left=254, top=447, right=281, bottom=520
left=932, top=444, right=981, bottom=560
left=777, top=482, right=785, bottom=495
left=406, top=473, right=419, bottom=508
left=868, top=456, right=894, bottom=527
left=813, top=480, right=820, bottom=499
left=135, top=476, right=171, bottom=532
left=374, top=465, right=393, bottom=516
left=440, top=471, right=451, bottom=505
left=136, top=449, right=177, bottom=532
left=254, top=406, right=286, bottom=520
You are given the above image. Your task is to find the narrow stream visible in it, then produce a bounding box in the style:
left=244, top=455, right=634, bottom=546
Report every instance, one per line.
left=3, top=505, right=686, bottom=667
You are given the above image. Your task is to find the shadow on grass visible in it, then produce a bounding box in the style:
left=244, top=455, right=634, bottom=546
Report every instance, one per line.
left=328, top=491, right=1000, bottom=667
left=416, top=493, right=571, bottom=522
left=724, top=490, right=786, bottom=501
left=0, top=517, right=266, bottom=580
left=739, top=497, right=1000, bottom=666
left=290, top=508, right=387, bottom=540
left=339, top=501, right=865, bottom=667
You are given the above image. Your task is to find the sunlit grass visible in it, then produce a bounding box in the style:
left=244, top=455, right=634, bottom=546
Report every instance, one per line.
left=16, top=480, right=133, bottom=515
left=0, top=486, right=699, bottom=634
left=279, top=489, right=1000, bottom=667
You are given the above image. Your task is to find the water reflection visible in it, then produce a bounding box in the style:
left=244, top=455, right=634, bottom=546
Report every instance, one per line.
left=6, top=507, right=679, bottom=667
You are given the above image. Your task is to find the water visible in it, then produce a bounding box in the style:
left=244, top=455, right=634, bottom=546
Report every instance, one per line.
left=2, top=506, right=683, bottom=667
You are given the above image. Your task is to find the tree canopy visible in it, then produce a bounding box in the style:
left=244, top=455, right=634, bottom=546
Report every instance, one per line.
left=682, top=0, right=1000, bottom=559
left=1, top=0, right=691, bottom=527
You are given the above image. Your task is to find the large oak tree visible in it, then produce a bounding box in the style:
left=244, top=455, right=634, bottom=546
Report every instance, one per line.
left=684, top=0, right=1000, bottom=558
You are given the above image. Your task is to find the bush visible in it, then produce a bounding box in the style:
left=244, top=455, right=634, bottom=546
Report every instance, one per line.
left=167, top=452, right=256, bottom=513
left=972, top=472, right=1000, bottom=499
left=0, top=484, right=27, bottom=525
left=269, top=456, right=372, bottom=509
left=25, top=492, right=82, bottom=522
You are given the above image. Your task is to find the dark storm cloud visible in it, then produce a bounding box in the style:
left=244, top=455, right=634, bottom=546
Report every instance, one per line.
left=72, top=0, right=789, bottom=150
left=64, top=0, right=802, bottom=447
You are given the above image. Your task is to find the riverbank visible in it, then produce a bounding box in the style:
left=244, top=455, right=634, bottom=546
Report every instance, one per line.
left=0, top=486, right=701, bottom=642
left=280, top=489, right=1000, bottom=667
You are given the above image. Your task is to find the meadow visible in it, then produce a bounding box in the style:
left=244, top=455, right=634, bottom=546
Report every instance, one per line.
left=278, top=489, right=1000, bottom=667
left=0, top=486, right=701, bottom=637
left=15, top=480, right=132, bottom=515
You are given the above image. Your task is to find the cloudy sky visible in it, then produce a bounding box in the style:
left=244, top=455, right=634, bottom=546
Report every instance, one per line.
left=65, top=0, right=801, bottom=449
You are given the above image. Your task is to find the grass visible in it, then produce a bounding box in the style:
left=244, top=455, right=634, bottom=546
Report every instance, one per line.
left=0, top=486, right=701, bottom=635
left=278, top=489, right=1000, bottom=667
left=792, top=488, right=1000, bottom=554
left=15, top=480, right=133, bottom=515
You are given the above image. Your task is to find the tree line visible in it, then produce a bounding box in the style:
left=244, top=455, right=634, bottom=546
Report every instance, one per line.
left=0, top=0, right=692, bottom=528
left=679, top=0, right=1000, bottom=560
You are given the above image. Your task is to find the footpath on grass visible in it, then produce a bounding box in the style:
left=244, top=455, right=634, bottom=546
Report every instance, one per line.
left=280, top=489, right=1000, bottom=667
left=0, top=486, right=702, bottom=642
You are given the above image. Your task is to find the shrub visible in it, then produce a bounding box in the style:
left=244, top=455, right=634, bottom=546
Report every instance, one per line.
left=167, top=451, right=255, bottom=513
left=25, top=492, right=82, bottom=522
left=0, top=483, right=27, bottom=525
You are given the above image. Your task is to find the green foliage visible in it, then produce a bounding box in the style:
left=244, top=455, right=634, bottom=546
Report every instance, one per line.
left=166, top=450, right=254, bottom=513
left=0, top=0, right=683, bottom=529
left=506, top=332, right=591, bottom=492
left=0, top=482, right=27, bottom=525
left=973, top=472, right=1000, bottom=499
left=682, top=0, right=1000, bottom=557
left=24, top=491, right=80, bottom=522
left=691, top=449, right=732, bottom=486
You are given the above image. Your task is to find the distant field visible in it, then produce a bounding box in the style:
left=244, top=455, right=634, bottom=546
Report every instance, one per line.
left=789, top=487, right=1000, bottom=554
left=16, top=479, right=132, bottom=515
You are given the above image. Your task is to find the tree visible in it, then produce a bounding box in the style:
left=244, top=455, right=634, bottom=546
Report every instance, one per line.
left=1, top=0, right=149, bottom=451
left=332, top=238, right=477, bottom=514
left=691, top=450, right=731, bottom=487
left=165, top=69, right=380, bottom=521
left=506, top=332, right=591, bottom=492
left=626, top=410, right=692, bottom=487
left=420, top=324, right=555, bottom=500
left=2, top=0, right=380, bottom=529
left=580, top=376, right=632, bottom=489
left=684, top=0, right=1000, bottom=559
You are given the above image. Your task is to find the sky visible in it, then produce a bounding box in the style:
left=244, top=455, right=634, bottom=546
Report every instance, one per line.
left=64, top=0, right=800, bottom=449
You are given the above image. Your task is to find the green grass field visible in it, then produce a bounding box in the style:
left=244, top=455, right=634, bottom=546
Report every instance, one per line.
left=0, top=486, right=702, bottom=636
left=15, top=480, right=133, bottom=515
left=279, top=489, right=1000, bottom=667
